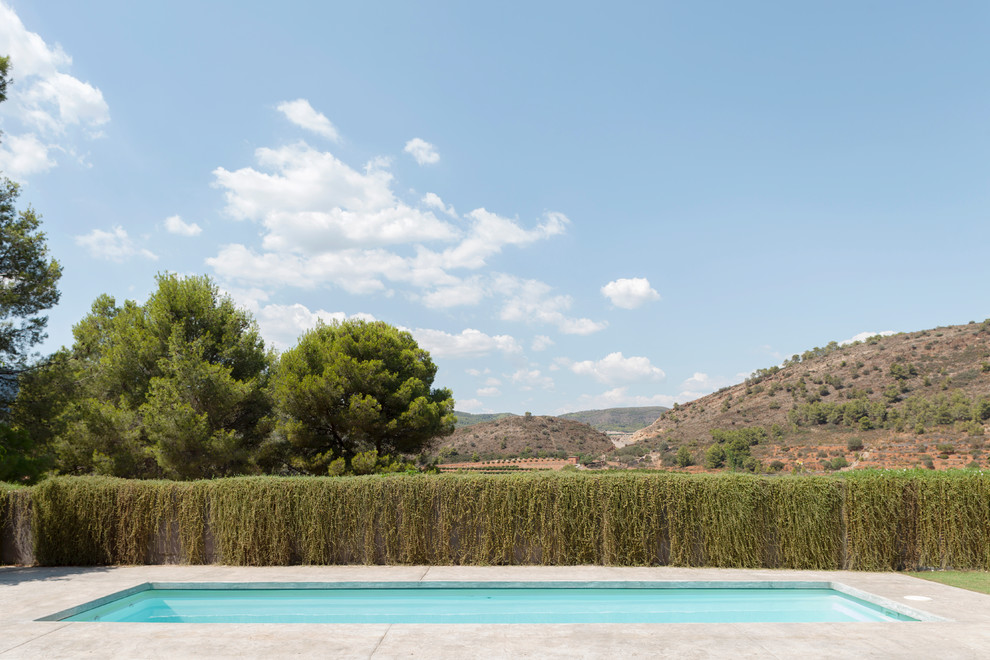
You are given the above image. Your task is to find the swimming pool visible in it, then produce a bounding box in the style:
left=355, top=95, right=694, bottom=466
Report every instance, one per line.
left=43, top=581, right=933, bottom=624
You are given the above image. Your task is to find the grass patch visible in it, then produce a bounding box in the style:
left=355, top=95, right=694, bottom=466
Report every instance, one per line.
left=905, top=571, right=990, bottom=595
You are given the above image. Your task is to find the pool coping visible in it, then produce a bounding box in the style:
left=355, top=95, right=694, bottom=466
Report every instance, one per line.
left=36, top=579, right=946, bottom=624
left=3, top=565, right=990, bottom=658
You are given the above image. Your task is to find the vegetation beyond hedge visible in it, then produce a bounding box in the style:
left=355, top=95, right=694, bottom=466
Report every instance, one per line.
left=2, top=470, right=988, bottom=570
left=4, top=274, right=454, bottom=482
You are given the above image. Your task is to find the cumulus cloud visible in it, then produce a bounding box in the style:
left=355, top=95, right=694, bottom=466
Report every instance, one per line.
left=0, top=3, right=109, bottom=180
left=457, top=398, right=485, bottom=413
left=531, top=335, right=554, bottom=351
left=164, top=215, right=202, bottom=237
left=207, top=106, right=591, bottom=349
left=476, top=387, right=501, bottom=397
left=213, top=142, right=457, bottom=251
left=75, top=226, right=157, bottom=262
left=409, top=328, right=521, bottom=359
left=511, top=368, right=554, bottom=391
left=561, top=369, right=750, bottom=414
left=276, top=99, right=339, bottom=140
left=208, top=131, right=576, bottom=324
left=496, top=274, right=607, bottom=335
left=570, top=352, right=665, bottom=384
left=840, top=330, right=896, bottom=346
left=677, top=371, right=748, bottom=399
left=404, top=137, right=439, bottom=165
left=422, top=192, right=456, bottom=217
left=420, top=276, right=487, bottom=309
left=601, top=277, right=660, bottom=309
left=252, top=303, right=374, bottom=349
left=0, top=133, right=55, bottom=178
left=438, top=209, right=567, bottom=271
left=565, top=387, right=680, bottom=411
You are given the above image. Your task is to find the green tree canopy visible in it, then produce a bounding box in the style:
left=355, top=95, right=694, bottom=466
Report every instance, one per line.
left=0, top=56, right=63, bottom=480
left=269, top=320, right=455, bottom=474
left=0, top=56, right=9, bottom=104
left=0, top=57, right=62, bottom=387
left=13, top=274, right=272, bottom=479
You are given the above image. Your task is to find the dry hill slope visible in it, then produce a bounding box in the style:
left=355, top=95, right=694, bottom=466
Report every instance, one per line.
left=632, top=320, right=990, bottom=472
left=433, top=415, right=615, bottom=463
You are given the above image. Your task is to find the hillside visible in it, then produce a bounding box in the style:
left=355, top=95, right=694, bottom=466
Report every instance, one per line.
left=453, top=407, right=667, bottom=433
left=631, top=320, right=990, bottom=473
left=453, top=411, right=515, bottom=428
left=558, top=406, right=668, bottom=433
left=433, top=415, right=615, bottom=463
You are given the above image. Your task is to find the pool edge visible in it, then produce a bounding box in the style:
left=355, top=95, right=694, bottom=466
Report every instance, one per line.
left=38, top=580, right=946, bottom=624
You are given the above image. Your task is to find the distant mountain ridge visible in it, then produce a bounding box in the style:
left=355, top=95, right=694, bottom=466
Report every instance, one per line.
left=453, top=406, right=667, bottom=433
left=559, top=406, right=668, bottom=433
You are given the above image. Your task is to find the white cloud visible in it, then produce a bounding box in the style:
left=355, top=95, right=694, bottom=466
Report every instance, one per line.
left=20, top=72, right=108, bottom=132
left=560, top=369, right=748, bottom=414
left=601, top=277, right=660, bottom=309
left=164, top=215, right=202, bottom=237
left=476, top=387, right=501, bottom=397
left=571, top=352, right=665, bottom=384
left=420, top=276, right=487, bottom=309
left=0, top=3, right=109, bottom=180
left=252, top=303, right=374, bottom=350
left=75, top=226, right=157, bottom=262
left=410, top=327, right=521, bottom=359
left=207, top=110, right=592, bottom=350
left=565, top=387, right=679, bottom=412
left=677, top=371, right=748, bottom=400
left=208, top=135, right=575, bottom=320
left=531, top=335, right=554, bottom=351
left=484, top=377, right=501, bottom=386
left=438, top=209, right=567, bottom=271
left=840, top=330, right=896, bottom=346
left=511, top=368, right=554, bottom=391
left=422, top=192, right=456, bottom=217
left=465, top=368, right=490, bottom=377
left=404, top=137, right=439, bottom=165
left=456, top=398, right=485, bottom=413
left=217, top=285, right=270, bottom=314
left=276, top=99, right=339, bottom=141
left=0, top=133, right=55, bottom=178
left=213, top=142, right=457, bottom=251
left=209, top=243, right=404, bottom=294
left=496, top=274, right=607, bottom=335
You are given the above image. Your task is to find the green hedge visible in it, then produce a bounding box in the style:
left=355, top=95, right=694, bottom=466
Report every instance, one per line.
left=8, top=471, right=990, bottom=569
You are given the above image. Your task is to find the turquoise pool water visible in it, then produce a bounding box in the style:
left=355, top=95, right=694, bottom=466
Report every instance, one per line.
left=59, top=582, right=918, bottom=624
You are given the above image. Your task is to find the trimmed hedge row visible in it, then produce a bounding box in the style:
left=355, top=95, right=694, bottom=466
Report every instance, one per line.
left=3, top=470, right=989, bottom=569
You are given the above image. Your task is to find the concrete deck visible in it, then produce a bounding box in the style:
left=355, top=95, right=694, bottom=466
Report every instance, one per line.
left=2, top=565, right=989, bottom=658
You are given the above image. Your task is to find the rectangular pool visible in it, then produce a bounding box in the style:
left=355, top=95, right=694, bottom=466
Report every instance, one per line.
left=44, top=581, right=930, bottom=624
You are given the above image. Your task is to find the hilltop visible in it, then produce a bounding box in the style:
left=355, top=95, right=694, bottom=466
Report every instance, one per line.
left=432, top=414, right=615, bottom=463
left=453, top=411, right=515, bottom=428
left=558, top=406, right=668, bottom=433
left=630, top=320, right=990, bottom=473
left=453, top=406, right=667, bottom=433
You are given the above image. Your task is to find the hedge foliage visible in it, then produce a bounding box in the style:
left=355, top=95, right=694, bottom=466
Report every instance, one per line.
left=4, top=471, right=989, bottom=570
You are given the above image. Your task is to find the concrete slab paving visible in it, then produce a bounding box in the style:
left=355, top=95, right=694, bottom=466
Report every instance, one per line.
left=2, top=565, right=989, bottom=658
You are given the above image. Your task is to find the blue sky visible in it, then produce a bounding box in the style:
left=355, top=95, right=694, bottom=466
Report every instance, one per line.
left=2, top=1, right=989, bottom=414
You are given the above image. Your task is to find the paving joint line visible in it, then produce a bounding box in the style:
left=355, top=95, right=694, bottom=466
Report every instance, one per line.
left=368, top=624, right=392, bottom=658
left=0, top=622, right=72, bottom=656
